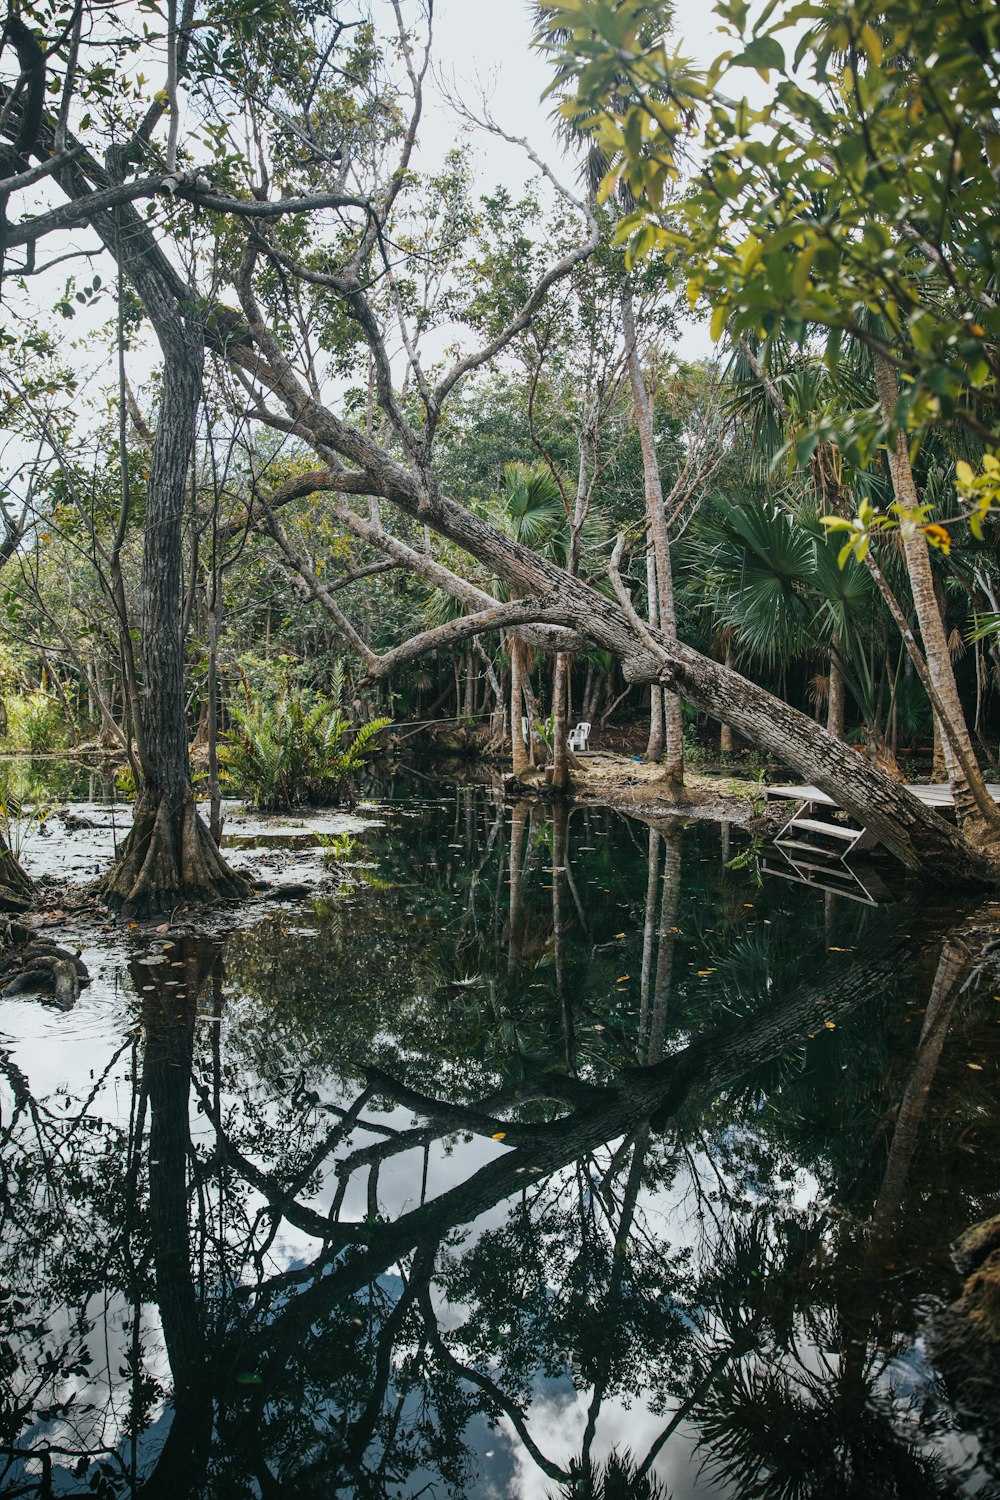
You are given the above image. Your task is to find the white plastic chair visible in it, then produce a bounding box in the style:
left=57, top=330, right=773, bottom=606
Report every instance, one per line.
left=568, top=720, right=591, bottom=753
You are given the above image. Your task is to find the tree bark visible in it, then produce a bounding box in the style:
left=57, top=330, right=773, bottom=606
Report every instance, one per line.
left=98, top=286, right=249, bottom=913
left=873, top=356, right=1000, bottom=842
left=828, top=639, right=846, bottom=742
left=510, top=636, right=531, bottom=778
left=622, top=280, right=683, bottom=784
left=644, top=542, right=664, bottom=760
left=550, top=651, right=570, bottom=792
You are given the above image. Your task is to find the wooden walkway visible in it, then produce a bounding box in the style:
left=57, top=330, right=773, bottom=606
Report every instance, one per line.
left=768, top=782, right=1000, bottom=811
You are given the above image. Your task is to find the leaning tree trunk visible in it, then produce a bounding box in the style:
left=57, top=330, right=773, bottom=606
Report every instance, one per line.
left=99, top=308, right=249, bottom=915
left=874, top=356, right=1000, bottom=842
left=622, top=281, right=684, bottom=785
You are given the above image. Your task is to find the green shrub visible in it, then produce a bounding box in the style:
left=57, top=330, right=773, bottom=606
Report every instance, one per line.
left=3, top=692, right=69, bottom=753
left=223, top=687, right=389, bottom=810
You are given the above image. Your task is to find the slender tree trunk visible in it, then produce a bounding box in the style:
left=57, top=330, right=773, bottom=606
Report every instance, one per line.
left=207, top=600, right=222, bottom=845
left=644, top=543, right=664, bottom=760
left=521, top=662, right=542, bottom=766
left=551, top=651, right=570, bottom=792
left=828, top=638, right=846, bottom=742
left=622, top=280, right=684, bottom=784
left=874, top=356, right=1000, bottom=841
left=720, top=642, right=735, bottom=754
left=510, top=636, right=531, bottom=778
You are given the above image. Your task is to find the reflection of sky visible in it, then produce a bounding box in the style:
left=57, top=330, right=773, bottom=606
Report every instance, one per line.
left=2, top=789, right=992, bottom=1496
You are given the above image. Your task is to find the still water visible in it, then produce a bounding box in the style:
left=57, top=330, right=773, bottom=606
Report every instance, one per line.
left=1, top=784, right=998, bottom=1498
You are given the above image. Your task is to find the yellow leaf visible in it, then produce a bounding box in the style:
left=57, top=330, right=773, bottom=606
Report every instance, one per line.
left=709, top=300, right=728, bottom=343
left=967, top=1063, right=983, bottom=1071
left=858, top=22, right=883, bottom=64
left=824, top=1020, right=836, bottom=1029
left=616, top=975, right=630, bottom=983
left=922, top=523, right=951, bottom=554
left=491, top=1131, right=507, bottom=1139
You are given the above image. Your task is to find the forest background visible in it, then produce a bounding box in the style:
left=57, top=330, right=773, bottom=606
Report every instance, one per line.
left=0, top=0, right=998, bottom=912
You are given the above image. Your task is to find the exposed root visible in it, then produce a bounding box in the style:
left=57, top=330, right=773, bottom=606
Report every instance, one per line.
left=0, top=844, right=35, bottom=914
left=100, top=785, right=252, bottom=917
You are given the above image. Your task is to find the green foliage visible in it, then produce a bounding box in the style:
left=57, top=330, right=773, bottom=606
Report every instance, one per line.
left=223, top=680, right=389, bottom=810
left=0, top=771, right=57, bottom=862
left=543, top=0, right=1000, bottom=493
left=2, top=691, right=70, bottom=753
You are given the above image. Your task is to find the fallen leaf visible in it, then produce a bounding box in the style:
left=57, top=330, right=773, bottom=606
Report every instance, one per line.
left=824, top=1021, right=836, bottom=1030
left=968, top=1062, right=984, bottom=1070
left=491, top=1131, right=506, bottom=1140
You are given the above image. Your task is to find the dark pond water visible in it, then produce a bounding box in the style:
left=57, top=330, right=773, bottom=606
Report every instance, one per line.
left=1, top=784, right=999, bottom=1498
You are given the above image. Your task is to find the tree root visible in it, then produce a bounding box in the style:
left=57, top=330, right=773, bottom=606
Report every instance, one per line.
left=100, top=785, right=252, bottom=917
left=0, top=844, right=34, bottom=914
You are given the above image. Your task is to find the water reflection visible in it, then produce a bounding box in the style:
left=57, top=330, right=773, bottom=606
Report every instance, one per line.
left=1, top=787, right=998, bottom=1498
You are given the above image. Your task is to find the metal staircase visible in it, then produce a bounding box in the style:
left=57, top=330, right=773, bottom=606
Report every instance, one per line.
left=773, top=796, right=876, bottom=863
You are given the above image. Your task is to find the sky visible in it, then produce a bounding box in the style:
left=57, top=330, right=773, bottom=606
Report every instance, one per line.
left=414, top=0, right=730, bottom=362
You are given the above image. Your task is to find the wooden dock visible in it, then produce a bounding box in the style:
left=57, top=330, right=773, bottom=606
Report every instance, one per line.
left=764, top=781, right=1000, bottom=883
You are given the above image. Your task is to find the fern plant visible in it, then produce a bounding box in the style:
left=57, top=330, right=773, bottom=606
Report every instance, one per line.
left=222, top=684, right=389, bottom=810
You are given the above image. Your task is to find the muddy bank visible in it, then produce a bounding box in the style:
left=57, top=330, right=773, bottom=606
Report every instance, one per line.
left=510, top=752, right=784, bottom=832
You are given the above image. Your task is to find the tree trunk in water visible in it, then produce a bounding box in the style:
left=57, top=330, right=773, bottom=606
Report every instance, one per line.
left=874, top=356, right=1000, bottom=841
left=510, top=636, right=531, bottom=778
left=100, top=311, right=250, bottom=915
left=622, top=280, right=683, bottom=785
left=827, top=640, right=846, bottom=742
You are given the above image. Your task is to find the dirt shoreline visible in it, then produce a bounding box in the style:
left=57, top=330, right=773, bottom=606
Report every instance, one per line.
left=508, top=752, right=785, bottom=833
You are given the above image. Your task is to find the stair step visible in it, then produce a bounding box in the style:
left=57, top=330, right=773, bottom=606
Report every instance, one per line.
left=780, top=857, right=860, bottom=880
left=761, top=864, right=877, bottom=906
left=786, top=816, right=860, bottom=841
left=774, top=837, right=845, bottom=858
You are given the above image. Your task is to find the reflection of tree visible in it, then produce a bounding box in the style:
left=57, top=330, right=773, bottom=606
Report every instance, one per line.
left=2, top=794, right=997, bottom=1497
left=133, top=939, right=223, bottom=1499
